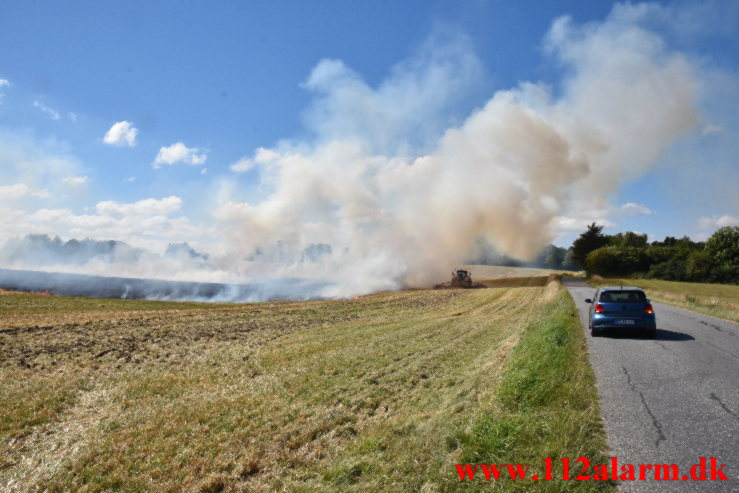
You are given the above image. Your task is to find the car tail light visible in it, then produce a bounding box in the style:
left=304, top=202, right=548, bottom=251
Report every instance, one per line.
left=644, top=303, right=654, bottom=314
left=594, top=303, right=605, bottom=313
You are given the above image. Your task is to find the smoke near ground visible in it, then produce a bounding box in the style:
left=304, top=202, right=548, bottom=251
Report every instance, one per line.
left=0, top=235, right=336, bottom=301
left=0, top=6, right=704, bottom=300
left=0, top=268, right=328, bottom=302
left=214, top=6, right=699, bottom=294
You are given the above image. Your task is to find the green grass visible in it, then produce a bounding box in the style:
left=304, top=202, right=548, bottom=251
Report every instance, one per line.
left=1, top=283, right=610, bottom=491
left=588, top=277, right=739, bottom=323
left=446, top=288, right=614, bottom=492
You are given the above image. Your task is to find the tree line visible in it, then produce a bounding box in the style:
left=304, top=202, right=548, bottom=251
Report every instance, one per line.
left=539, top=224, right=739, bottom=284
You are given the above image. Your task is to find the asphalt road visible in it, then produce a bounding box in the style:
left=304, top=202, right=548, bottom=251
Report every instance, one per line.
left=563, top=278, right=739, bottom=492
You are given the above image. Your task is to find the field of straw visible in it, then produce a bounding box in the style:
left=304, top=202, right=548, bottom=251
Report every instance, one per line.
left=1, top=278, right=610, bottom=492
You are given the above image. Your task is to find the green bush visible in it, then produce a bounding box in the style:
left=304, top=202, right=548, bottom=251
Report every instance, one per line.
left=685, top=250, right=713, bottom=282
left=572, top=224, right=737, bottom=285
left=585, top=246, right=650, bottom=277
left=647, top=258, right=686, bottom=281
left=705, top=226, right=739, bottom=283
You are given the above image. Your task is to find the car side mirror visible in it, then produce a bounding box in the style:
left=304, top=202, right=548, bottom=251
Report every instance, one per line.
left=585, top=298, right=592, bottom=304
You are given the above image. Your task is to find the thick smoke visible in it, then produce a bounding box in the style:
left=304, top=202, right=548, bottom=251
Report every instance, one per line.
left=0, top=268, right=328, bottom=303
left=215, top=6, right=699, bottom=295
left=0, top=234, right=226, bottom=283
left=0, top=235, right=338, bottom=301
left=0, top=6, right=704, bottom=300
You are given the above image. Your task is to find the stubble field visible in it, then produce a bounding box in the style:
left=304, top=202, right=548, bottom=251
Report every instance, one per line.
left=1, top=278, right=611, bottom=492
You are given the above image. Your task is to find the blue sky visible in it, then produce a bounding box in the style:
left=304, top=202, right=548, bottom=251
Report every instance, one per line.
left=1, top=1, right=738, bottom=284
left=2, top=1, right=614, bottom=189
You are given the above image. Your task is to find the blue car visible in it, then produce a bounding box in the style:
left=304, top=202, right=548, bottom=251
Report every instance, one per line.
left=585, top=287, right=656, bottom=337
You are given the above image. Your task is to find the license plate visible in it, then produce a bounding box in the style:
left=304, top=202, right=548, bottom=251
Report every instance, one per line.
left=617, top=319, right=635, bottom=325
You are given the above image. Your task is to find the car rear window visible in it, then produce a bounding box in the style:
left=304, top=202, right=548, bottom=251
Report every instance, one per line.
left=599, top=290, right=646, bottom=303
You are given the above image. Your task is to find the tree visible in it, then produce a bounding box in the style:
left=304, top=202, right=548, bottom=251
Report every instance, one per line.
left=572, top=223, right=609, bottom=268
left=609, top=231, right=647, bottom=247
left=705, top=226, right=739, bottom=283
left=536, top=244, right=565, bottom=269
left=705, top=227, right=739, bottom=266
left=622, top=231, right=648, bottom=248
left=652, top=236, right=678, bottom=247
left=562, top=248, right=580, bottom=270
left=545, top=246, right=565, bottom=270
left=586, top=246, right=651, bottom=277
left=685, top=250, right=713, bottom=282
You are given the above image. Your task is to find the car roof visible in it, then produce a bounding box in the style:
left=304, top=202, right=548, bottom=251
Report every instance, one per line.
left=599, top=286, right=644, bottom=292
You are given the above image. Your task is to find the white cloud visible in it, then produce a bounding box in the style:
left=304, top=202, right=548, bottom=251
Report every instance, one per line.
left=0, top=183, right=33, bottom=200
left=230, top=147, right=280, bottom=173
left=230, top=157, right=255, bottom=173
left=0, top=79, right=9, bottom=103
left=0, top=183, right=50, bottom=200
left=702, top=124, right=725, bottom=135
left=96, top=196, right=182, bottom=217
left=0, top=199, right=216, bottom=271
left=62, top=176, right=90, bottom=186
left=0, top=136, right=221, bottom=279
left=153, top=142, right=207, bottom=168
left=33, top=100, right=61, bottom=120
left=0, top=130, right=85, bottom=208
left=618, top=202, right=653, bottom=215
left=254, top=147, right=280, bottom=164
left=552, top=202, right=651, bottom=240
left=103, top=121, right=138, bottom=147
left=698, top=215, right=739, bottom=230
left=30, top=208, right=114, bottom=229
left=555, top=215, right=616, bottom=232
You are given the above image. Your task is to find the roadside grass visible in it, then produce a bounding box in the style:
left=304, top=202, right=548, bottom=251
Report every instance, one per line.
left=1, top=283, right=610, bottom=491
left=445, top=287, right=614, bottom=492
left=588, top=277, right=739, bottom=323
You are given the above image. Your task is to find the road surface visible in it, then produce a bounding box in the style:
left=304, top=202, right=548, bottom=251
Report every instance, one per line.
left=564, top=278, right=739, bottom=492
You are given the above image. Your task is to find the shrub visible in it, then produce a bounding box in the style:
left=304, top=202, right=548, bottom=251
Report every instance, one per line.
left=585, top=246, right=650, bottom=277
left=705, top=226, right=739, bottom=283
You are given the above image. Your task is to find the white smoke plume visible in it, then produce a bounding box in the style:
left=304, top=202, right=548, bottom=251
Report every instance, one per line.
left=214, top=6, right=699, bottom=296
left=0, top=5, right=705, bottom=300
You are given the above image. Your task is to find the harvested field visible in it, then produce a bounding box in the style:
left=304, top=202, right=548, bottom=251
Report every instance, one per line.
left=477, top=275, right=552, bottom=288
left=462, top=265, right=576, bottom=279
left=0, top=284, right=609, bottom=491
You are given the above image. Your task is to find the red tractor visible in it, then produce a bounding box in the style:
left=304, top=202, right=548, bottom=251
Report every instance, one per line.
left=435, top=269, right=480, bottom=289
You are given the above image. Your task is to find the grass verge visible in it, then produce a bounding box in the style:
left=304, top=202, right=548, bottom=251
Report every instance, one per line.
left=588, top=277, right=739, bottom=323
left=446, top=287, right=615, bottom=492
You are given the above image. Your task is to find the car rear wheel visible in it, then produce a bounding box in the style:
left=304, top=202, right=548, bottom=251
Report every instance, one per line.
left=591, top=325, right=602, bottom=337
left=646, top=328, right=657, bottom=338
